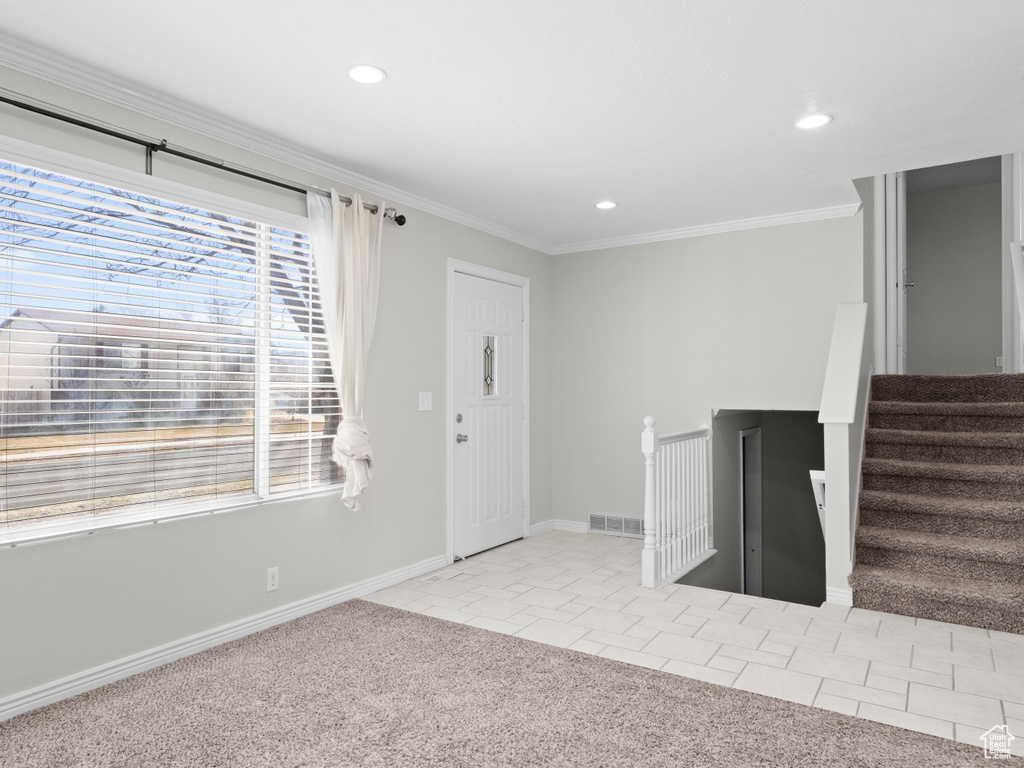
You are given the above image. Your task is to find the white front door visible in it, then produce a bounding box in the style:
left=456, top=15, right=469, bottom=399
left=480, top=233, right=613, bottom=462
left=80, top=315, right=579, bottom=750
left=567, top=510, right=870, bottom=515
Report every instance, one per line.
left=452, top=270, right=525, bottom=558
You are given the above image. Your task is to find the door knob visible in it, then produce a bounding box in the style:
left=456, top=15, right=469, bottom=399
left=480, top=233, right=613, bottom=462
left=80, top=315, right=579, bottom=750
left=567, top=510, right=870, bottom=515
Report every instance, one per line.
left=456, top=434, right=469, bottom=444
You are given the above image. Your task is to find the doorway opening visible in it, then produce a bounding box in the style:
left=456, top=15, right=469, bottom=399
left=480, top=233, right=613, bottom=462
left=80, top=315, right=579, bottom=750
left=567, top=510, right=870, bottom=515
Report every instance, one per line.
left=906, top=158, right=1003, bottom=373
left=878, top=154, right=1021, bottom=373
left=698, top=410, right=825, bottom=607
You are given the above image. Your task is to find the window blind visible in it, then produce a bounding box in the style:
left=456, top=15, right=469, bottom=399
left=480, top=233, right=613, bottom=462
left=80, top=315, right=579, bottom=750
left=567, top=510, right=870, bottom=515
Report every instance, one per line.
left=0, top=158, right=341, bottom=534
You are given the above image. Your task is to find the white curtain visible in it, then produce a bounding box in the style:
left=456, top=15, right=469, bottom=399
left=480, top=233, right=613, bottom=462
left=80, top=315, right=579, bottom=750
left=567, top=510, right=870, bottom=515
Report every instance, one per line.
left=307, top=190, right=383, bottom=510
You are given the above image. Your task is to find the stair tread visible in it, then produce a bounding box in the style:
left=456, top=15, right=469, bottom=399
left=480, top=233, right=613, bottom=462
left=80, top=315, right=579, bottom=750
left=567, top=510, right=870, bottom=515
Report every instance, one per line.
left=859, top=490, right=1024, bottom=521
left=849, top=563, right=1024, bottom=606
left=862, top=457, right=1024, bottom=481
left=856, top=525, right=1024, bottom=564
left=866, top=428, right=1024, bottom=447
left=870, top=401, right=1024, bottom=414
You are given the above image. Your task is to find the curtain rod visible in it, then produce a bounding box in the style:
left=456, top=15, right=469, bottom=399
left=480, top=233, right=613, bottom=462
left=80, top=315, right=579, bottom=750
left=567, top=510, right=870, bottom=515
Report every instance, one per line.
left=0, top=88, right=404, bottom=223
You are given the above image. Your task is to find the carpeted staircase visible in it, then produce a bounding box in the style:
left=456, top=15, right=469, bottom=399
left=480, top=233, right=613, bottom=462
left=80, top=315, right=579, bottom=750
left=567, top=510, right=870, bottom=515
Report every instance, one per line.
left=850, top=373, right=1024, bottom=634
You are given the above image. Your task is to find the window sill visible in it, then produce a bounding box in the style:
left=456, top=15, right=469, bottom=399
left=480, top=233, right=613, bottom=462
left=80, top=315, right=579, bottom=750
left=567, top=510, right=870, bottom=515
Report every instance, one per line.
left=0, top=485, right=346, bottom=549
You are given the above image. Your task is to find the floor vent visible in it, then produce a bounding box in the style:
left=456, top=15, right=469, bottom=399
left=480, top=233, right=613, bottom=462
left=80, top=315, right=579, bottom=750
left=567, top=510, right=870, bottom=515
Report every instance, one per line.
left=588, top=513, right=644, bottom=538
left=420, top=569, right=464, bottom=584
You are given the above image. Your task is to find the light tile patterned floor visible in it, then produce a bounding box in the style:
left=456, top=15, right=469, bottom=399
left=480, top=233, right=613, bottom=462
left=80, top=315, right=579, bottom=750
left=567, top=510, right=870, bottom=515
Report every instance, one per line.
left=365, top=530, right=1024, bottom=756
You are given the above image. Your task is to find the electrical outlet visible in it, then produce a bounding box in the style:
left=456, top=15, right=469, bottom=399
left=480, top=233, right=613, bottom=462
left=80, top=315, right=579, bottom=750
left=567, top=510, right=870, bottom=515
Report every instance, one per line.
left=418, top=391, right=432, bottom=411
left=267, top=566, right=279, bottom=592
left=996, top=356, right=1004, bottom=368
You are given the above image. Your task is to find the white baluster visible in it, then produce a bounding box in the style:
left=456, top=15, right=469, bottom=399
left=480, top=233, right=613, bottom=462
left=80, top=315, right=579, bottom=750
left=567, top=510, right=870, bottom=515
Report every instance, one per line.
left=688, top=442, right=696, bottom=561
left=659, top=444, right=667, bottom=581
left=676, top=441, right=683, bottom=569
left=701, top=440, right=707, bottom=546
left=641, top=416, right=658, bottom=588
left=697, top=445, right=702, bottom=554
left=685, top=440, right=693, bottom=566
left=701, top=434, right=709, bottom=550
left=684, top=438, right=692, bottom=565
left=666, top=442, right=673, bottom=576
left=675, top=441, right=683, bottom=573
left=665, top=442, right=672, bottom=576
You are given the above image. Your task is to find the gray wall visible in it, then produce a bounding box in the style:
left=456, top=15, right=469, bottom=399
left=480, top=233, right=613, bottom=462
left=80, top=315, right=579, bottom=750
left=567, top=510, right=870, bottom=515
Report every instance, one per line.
left=760, top=411, right=825, bottom=606
left=550, top=216, right=863, bottom=528
left=0, top=66, right=554, bottom=700
left=906, top=182, right=1002, bottom=374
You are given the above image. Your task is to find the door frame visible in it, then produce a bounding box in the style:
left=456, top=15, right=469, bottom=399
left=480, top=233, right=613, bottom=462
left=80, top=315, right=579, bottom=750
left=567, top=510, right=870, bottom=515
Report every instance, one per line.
left=1002, top=153, right=1023, bottom=372
left=739, top=427, right=762, bottom=598
left=877, top=153, right=1024, bottom=373
left=446, top=258, right=530, bottom=564
left=884, top=171, right=907, bottom=374
left=874, top=170, right=908, bottom=374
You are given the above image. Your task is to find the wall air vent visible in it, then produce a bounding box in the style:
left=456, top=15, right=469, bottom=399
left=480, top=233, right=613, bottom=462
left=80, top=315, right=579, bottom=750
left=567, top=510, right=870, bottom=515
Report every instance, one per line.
left=588, top=513, right=645, bottom=539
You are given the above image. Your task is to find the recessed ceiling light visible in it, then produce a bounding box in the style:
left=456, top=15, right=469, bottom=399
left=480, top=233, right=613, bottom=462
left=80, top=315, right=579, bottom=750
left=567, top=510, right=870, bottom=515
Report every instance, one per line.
left=596, top=201, right=617, bottom=210
left=796, top=114, right=832, bottom=130
left=348, top=65, right=387, bottom=84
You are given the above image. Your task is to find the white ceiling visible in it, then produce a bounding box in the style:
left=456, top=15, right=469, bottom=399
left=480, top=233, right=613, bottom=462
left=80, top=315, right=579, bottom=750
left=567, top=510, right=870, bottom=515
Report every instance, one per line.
left=2, top=1, right=1024, bottom=254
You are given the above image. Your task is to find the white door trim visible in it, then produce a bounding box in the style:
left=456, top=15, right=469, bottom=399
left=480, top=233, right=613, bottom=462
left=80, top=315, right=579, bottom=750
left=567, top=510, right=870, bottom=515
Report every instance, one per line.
left=882, top=171, right=907, bottom=375
left=872, top=175, right=887, bottom=374
left=446, top=258, right=530, bottom=564
left=1002, top=153, right=1023, bottom=373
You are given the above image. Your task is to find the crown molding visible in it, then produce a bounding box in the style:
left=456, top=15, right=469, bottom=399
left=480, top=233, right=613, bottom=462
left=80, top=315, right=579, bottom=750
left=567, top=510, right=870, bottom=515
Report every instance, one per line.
left=0, top=31, right=554, bottom=255
left=549, top=202, right=862, bottom=255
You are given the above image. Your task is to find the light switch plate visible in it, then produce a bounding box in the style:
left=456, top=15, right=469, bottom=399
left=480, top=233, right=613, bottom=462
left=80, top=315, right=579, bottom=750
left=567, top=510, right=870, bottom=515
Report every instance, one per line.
left=418, top=391, right=432, bottom=411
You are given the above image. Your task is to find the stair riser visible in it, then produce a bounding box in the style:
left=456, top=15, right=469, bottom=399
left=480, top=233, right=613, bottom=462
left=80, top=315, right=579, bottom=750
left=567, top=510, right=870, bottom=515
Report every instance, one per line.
left=856, top=546, right=1023, bottom=586
left=852, top=587, right=1023, bottom=634
left=858, top=508, right=1024, bottom=539
left=869, top=413, right=1024, bottom=432
left=866, top=441, right=1024, bottom=465
left=863, top=472, right=1024, bottom=502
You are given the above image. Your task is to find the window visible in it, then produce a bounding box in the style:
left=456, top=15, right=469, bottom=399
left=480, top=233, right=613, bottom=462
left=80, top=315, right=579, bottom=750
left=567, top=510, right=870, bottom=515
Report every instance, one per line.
left=0, top=157, right=341, bottom=538
left=483, top=334, right=495, bottom=396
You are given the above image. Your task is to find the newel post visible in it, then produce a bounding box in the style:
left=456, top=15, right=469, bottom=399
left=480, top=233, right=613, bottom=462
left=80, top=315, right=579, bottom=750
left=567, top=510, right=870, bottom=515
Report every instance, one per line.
left=641, top=416, right=658, bottom=588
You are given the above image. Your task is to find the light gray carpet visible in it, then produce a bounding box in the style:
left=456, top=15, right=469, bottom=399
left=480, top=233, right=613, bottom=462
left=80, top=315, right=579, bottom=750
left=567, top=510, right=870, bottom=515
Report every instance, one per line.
left=0, top=599, right=1008, bottom=767
left=854, top=373, right=1024, bottom=633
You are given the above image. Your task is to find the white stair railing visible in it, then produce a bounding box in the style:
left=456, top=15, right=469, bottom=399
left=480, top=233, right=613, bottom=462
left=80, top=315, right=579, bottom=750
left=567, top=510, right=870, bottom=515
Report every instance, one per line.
left=641, top=417, right=716, bottom=589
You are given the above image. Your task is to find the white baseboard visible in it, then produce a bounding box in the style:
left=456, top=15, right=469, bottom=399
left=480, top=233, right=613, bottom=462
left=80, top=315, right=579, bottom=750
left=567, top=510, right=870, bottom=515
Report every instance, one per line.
left=826, top=586, right=854, bottom=607
left=0, top=553, right=448, bottom=723
left=528, top=519, right=554, bottom=535
left=528, top=519, right=588, bottom=536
